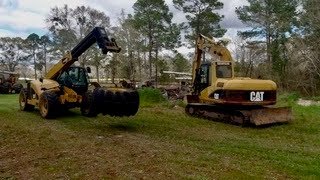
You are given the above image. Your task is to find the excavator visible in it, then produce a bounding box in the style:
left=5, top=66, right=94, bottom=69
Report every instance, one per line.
left=19, top=27, right=139, bottom=118
left=185, top=34, right=292, bottom=126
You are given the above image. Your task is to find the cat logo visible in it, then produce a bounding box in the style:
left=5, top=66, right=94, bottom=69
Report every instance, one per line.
left=250, top=91, right=264, bottom=102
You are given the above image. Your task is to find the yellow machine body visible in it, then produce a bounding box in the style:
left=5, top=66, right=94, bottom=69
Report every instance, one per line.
left=186, top=34, right=292, bottom=126
left=19, top=27, right=139, bottom=118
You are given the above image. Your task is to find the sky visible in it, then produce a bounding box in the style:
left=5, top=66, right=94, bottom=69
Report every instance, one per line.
left=0, top=0, right=249, bottom=54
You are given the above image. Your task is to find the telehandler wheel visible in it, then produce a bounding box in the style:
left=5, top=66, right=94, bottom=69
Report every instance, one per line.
left=39, top=91, right=59, bottom=119
left=19, top=88, right=34, bottom=111
left=81, top=91, right=98, bottom=117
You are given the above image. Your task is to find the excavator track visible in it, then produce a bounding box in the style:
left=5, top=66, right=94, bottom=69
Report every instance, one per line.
left=185, top=103, right=292, bottom=126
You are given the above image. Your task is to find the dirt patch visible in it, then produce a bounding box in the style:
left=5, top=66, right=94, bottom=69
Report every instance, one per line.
left=297, top=98, right=320, bottom=106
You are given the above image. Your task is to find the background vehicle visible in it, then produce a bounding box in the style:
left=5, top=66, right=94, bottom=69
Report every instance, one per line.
left=19, top=27, right=139, bottom=118
left=186, top=34, right=292, bottom=126
left=0, top=71, right=23, bottom=94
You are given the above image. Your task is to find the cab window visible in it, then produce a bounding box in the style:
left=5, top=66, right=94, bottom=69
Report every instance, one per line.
left=200, top=65, right=209, bottom=84
left=216, top=65, right=232, bottom=78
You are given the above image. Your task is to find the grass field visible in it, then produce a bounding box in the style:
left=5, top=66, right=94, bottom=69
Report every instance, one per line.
left=0, top=93, right=320, bottom=179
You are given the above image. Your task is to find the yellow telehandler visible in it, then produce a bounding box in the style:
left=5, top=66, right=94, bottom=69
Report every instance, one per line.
left=19, top=27, right=139, bottom=118
left=186, top=34, right=292, bottom=126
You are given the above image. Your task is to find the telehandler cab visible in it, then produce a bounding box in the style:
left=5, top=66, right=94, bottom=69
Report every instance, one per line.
left=19, top=27, right=139, bottom=118
left=186, top=34, right=292, bottom=126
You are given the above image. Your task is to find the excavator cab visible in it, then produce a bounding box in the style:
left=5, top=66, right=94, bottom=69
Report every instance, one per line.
left=194, top=61, right=234, bottom=94
left=194, top=63, right=211, bottom=94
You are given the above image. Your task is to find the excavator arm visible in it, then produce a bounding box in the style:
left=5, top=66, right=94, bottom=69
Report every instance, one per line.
left=192, top=34, right=232, bottom=83
left=45, top=27, right=121, bottom=80
left=192, top=34, right=233, bottom=94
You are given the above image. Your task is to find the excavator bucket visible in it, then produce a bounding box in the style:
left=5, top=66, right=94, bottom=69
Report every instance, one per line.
left=246, top=107, right=293, bottom=126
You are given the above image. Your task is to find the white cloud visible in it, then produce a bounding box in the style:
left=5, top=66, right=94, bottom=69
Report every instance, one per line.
left=0, top=9, right=44, bottom=30
left=0, top=0, right=250, bottom=56
left=219, top=0, right=249, bottom=29
left=18, top=0, right=89, bottom=14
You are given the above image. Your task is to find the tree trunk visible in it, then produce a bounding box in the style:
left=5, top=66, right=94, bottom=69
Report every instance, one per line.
left=33, top=52, right=37, bottom=80
left=44, top=47, right=47, bottom=74
left=129, top=50, right=134, bottom=80
left=111, top=53, right=117, bottom=84
left=96, top=65, right=99, bottom=83
left=155, top=47, right=158, bottom=88
left=138, top=49, right=142, bottom=82
left=265, top=2, right=272, bottom=70
left=148, top=23, right=153, bottom=79
left=148, top=40, right=152, bottom=79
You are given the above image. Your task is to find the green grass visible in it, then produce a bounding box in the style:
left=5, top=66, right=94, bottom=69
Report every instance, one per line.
left=138, top=88, right=167, bottom=107
left=0, top=94, right=320, bottom=179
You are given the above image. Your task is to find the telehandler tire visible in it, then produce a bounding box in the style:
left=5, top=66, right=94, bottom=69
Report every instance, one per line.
left=127, top=90, right=139, bottom=116
left=102, top=90, right=113, bottom=115
left=103, top=90, right=139, bottom=117
left=19, top=88, right=34, bottom=111
left=81, top=91, right=98, bottom=117
left=92, top=88, right=105, bottom=114
left=39, top=91, right=59, bottom=119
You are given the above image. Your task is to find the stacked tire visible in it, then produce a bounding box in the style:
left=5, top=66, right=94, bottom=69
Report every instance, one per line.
left=81, top=88, right=139, bottom=117
left=0, top=82, right=10, bottom=94
left=11, top=83, right=23, bottom=94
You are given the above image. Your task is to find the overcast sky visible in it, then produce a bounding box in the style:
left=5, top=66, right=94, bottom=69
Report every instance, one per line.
left=0, top=0, right=249, bottom=54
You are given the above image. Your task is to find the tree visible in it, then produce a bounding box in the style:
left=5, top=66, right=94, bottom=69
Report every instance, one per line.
left=173, top=0, right=226, bottom=44
left=114, top=10, right=143, bottom=81
left=157, top=57, right=170, bottom=83
left=133, top=0, right=181, bottom=82
left=172, top=53, right=190, bottom=72
left=46, top=5, right=111, bottom=67
left=236, top=0, right=299, bottom=86
left=38, top=35, right=52, bottom=74
left=25, top=33, right=40, bottom=79
left=0, top=37, right=29, bottom=72
left=288, top=0, right=320, bottom=94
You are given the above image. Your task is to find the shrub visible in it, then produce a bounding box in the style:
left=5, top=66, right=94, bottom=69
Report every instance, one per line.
left=138, top=88, right=167, bottom=107
left=277, top=92, right=300, bottom=106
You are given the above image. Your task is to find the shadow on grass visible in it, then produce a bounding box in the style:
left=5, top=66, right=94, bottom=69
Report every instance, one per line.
left=50, top=109, right=142, bottom=133
left=97, top=121, right=139, bottom=132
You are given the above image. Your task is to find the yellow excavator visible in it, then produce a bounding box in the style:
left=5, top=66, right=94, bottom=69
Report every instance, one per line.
left=19, top=27, right=139, bottom=118
left=185, top=34, right=292, bottom=126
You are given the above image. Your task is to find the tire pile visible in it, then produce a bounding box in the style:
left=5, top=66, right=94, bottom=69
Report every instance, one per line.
left=0, top=82, right=10, bottom=94
left=81, top=88, right=139, bottom=117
